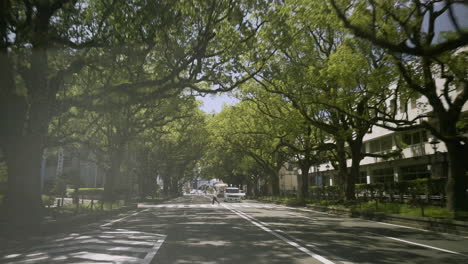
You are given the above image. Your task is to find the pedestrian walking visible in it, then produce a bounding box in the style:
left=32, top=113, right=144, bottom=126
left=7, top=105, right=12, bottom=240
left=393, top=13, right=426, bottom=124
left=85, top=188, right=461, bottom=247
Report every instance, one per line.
left=212, top=191, right=220, bottom=205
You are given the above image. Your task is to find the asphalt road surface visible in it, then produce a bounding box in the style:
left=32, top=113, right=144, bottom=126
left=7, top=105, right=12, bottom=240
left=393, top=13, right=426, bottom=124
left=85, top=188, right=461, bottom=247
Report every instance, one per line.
left=1, top=195, right=468, bottom=263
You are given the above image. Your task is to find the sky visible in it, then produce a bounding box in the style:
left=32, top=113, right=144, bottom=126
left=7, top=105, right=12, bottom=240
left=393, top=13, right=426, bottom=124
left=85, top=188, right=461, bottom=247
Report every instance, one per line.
left=197, top=93, right=239, bottom=114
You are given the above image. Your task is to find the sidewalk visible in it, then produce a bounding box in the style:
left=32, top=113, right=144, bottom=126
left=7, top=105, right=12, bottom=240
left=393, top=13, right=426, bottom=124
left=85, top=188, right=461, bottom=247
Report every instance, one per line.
left=256, top=198, right=468, bottom=236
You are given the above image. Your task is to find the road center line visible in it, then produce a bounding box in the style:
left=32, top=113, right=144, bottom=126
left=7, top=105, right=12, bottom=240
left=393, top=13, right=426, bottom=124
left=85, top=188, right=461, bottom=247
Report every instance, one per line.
left=385, top=236, right=466, bottom=256
left=223, top=204, right=335, bottom=264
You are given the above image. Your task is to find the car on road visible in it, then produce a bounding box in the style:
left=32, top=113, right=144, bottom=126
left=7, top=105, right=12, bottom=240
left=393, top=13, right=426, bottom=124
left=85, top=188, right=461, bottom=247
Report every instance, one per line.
left=224, top=187, right=245, bottom=202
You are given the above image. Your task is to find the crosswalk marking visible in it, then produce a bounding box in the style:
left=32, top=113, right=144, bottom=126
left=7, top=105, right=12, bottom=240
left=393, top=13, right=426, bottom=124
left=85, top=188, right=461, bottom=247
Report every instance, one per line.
left=138, top=203, right=288, bottom=210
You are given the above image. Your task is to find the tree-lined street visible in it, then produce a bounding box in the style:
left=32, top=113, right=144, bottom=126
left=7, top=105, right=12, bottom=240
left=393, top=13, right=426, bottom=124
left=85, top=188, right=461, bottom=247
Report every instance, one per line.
left=1, top=1, right=467, bottom=262
left=2, top=196, right=467, bottom=263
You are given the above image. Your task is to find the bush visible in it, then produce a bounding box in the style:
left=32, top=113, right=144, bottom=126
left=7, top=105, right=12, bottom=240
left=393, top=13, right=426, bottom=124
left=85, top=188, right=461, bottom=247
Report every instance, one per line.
left=324, top=186, right=341, bottom=199
left=42, top=194, right=56, bottom=207
left=310, top=186, right=324, bottom=200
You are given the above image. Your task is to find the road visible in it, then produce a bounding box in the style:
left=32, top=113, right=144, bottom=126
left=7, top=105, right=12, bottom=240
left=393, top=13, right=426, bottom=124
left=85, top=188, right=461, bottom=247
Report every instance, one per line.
left=1, top=195, right=467, bottom=263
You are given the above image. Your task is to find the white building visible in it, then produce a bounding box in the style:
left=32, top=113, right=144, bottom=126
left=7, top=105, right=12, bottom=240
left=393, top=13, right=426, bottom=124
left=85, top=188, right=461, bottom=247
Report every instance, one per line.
left=278, top=77, right=467, bottom=192
left=311, top=83, right=468, bottom=186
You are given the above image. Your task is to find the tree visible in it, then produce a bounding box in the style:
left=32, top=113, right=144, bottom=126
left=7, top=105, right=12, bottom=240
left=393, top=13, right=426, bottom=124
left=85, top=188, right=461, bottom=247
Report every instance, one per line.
left=238, top=84, right=333, bottom=201
left=253, top=0, right=396, bottom=200
left=151, top=104, right=209, bottom=196
left=0, top=0, right=116, bottom=232
left=209, top=100, right=288, bottom=196
left=330, top=0, right=468, bottom=211
left=0, top=0, right=268, bottom=232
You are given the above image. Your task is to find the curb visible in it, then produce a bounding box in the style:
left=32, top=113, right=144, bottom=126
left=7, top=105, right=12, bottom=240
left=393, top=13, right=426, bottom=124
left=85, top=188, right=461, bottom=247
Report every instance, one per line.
left=256, top=199, right=468, bottom=236
left=306, top=204, right=468, bottom=236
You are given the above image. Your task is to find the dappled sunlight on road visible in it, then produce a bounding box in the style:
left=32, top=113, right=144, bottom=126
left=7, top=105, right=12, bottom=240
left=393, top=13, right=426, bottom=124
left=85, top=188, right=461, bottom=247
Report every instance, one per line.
left=1, top=228, right=165, bottom=263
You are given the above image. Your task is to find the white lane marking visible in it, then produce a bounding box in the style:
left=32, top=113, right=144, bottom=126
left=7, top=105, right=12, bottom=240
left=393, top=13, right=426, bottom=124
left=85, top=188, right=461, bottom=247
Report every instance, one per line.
left=385, top=236, right=466, bottom=256
left=101, top=209, right=148, bottom=227
left=141, top=238, right=166, bottom=264
left=377, top=222, right=429, bottom=232
left=224, top=205, right=335, bottom=264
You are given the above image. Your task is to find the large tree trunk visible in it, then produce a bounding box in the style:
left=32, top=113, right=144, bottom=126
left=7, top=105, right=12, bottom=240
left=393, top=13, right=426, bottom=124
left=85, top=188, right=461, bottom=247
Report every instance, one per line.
left=347, top=142, right=363, bottom=201
left=437, top=115, right=468, bottom=212
left=335, top=139, right=347, bottom=197
left=445, top=140, right=468, bottom=212
left=104, top=149, right=124, bottom=202
left=269, top=169, right=280, bottom=196
left=4, top=137, right=44, bottom=234
left=2, top=45, right=52, bottom=234
left=297, top=162, right=311, bottom=201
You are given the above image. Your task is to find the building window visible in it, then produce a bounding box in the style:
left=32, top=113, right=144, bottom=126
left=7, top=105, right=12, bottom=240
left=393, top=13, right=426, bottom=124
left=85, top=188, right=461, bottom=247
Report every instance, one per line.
left=372, top=168, right=394, bottom=183
left=400, top=165, right=430, bottom=181
left=357, top=171, right=367, bottom=184
left=369, top=135, right=393, bottom=153
left=401, top=130, right=427, bottom=146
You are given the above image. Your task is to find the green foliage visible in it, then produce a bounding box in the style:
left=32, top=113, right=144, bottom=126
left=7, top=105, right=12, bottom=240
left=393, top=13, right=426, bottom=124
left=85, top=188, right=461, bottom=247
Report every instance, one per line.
left=42, top=195, right=56, bottom=207
left=310, top=186, right=324, bottom=200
